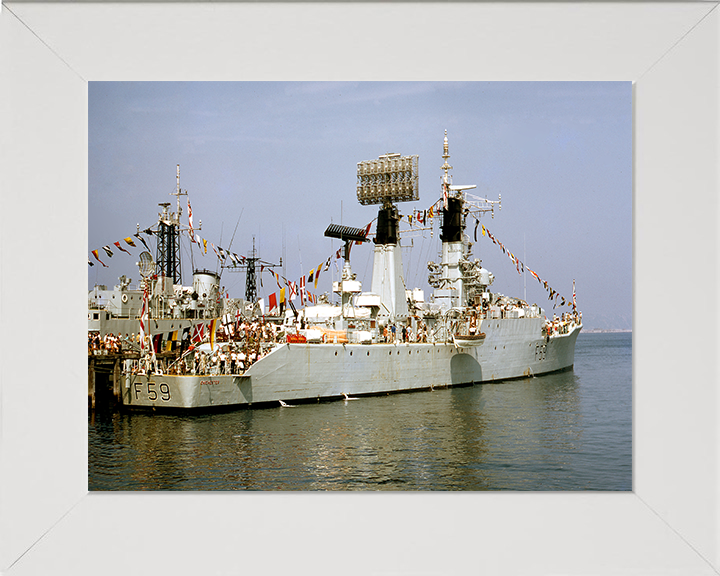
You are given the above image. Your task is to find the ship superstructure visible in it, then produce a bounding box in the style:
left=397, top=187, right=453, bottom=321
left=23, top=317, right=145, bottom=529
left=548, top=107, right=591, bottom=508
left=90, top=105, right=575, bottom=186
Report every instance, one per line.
left=120, top=132, right=582, bottom=410
left=88, top=166, right=250, bottom=344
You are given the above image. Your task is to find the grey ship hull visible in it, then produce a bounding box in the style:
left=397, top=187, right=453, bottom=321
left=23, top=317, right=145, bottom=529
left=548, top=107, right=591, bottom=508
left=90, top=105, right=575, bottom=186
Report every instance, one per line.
left=122, top=318, right=581, bottom=409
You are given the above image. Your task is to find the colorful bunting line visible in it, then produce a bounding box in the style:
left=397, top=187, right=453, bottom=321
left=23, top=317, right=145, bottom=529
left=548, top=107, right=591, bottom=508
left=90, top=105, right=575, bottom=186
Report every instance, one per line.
left=481, top=223, right=576, bottom=310
left=257, top=220, right=373, bottom=314
left=88, top=205, right=374, bottom=315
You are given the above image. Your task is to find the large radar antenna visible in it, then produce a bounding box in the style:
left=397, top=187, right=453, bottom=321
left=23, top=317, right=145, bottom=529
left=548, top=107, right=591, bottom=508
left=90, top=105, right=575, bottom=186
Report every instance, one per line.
left=324, top=223, right=371, bottom=261
left=356, top=153, right=419, bottom=207
left=357, top=151, right=418, bottom=247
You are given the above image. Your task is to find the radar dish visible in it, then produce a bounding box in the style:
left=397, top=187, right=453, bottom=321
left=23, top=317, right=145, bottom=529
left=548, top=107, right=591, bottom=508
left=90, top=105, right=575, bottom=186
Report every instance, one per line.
left=138, top=251, right=155, bottom=278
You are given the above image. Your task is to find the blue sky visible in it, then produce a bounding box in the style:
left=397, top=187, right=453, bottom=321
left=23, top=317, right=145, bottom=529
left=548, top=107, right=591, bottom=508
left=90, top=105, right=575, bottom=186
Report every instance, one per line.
left=89, top=82, right=631, bottom=330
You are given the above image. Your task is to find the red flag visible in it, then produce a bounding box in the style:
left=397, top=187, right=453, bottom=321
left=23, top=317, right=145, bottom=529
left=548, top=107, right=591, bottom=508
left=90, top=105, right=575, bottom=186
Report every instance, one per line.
left=268, top=292, right=278, bottom=314
left=192, top=323, right=205, bottom=343
left=355, top=222, right=372, bottom=245
left=113, top=241, right=131, bottom=255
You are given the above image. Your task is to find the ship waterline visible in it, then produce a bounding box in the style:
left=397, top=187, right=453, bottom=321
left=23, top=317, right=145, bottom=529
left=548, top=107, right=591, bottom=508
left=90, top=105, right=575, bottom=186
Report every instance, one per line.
left=124, top=319, right=581, bottom=409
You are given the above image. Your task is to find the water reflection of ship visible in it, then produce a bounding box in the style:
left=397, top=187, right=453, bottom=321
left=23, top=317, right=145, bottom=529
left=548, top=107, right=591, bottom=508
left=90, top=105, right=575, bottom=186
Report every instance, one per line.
left=100, top=371, right=583, bottom=490
left=447, top=370, right=583, bottom=489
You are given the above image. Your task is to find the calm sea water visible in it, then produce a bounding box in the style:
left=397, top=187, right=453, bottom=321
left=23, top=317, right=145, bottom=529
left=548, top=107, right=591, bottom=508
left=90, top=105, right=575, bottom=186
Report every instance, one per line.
left=88, top=332, right=631, bottom=491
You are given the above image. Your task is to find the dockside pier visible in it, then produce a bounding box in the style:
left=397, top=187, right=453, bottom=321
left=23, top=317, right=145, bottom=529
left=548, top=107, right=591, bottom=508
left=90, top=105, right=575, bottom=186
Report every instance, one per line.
left=88, top=351, right=179, bottom=409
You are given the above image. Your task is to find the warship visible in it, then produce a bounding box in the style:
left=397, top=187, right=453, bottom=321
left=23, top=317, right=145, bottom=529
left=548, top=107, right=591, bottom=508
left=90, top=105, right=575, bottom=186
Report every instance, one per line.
left=88, top=165, right=251, bottom=351
left=118, top=132, right=582, bottom=409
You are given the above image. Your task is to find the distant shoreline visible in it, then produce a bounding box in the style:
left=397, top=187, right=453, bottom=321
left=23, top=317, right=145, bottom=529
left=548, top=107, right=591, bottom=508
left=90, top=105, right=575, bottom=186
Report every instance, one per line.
left=583, top=329, right=632, bottom=333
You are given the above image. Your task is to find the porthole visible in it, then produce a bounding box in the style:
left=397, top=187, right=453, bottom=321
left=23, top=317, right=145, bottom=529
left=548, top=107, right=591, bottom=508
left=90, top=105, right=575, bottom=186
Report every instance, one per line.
left=350, top=351, right=353, bottom=356
left=335, top=351, right=338, bottom=356
left=367, top=351, right=370, bottom=356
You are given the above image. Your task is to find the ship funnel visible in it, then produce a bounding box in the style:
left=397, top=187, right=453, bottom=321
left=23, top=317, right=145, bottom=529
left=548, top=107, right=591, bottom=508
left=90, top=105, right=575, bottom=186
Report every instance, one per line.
left=192, top=269, right=220, bottom=314
left=440, top=196, right=463, bottom=243
left=374, top=205, right=399, bottom=245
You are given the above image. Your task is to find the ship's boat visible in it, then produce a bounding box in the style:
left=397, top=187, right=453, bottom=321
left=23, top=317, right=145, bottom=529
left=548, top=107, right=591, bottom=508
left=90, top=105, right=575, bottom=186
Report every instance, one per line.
left=453, top=333, right=486, bottom=347
left=119, top=132, right=582, bottom=410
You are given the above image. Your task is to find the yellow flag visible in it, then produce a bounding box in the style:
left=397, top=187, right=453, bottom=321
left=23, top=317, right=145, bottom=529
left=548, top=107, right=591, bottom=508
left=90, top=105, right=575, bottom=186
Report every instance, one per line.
left=209, top=319, right=217, bottom=350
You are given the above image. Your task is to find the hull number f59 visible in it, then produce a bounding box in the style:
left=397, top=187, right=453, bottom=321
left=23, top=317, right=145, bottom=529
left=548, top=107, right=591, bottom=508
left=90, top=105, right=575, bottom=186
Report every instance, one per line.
left=134, top=381, right=171, bottom=402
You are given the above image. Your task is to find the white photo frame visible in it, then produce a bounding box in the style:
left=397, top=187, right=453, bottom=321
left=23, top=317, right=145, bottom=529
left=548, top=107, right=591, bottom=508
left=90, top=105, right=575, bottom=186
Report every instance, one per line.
left=1, top=3, right=718, bottom=574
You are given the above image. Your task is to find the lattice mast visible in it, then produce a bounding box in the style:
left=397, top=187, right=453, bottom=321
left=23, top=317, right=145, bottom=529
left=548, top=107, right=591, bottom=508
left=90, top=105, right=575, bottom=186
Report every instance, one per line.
left=155, top=165, right=186, bottom=284
left=222, top=236, right=281, bottom=303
